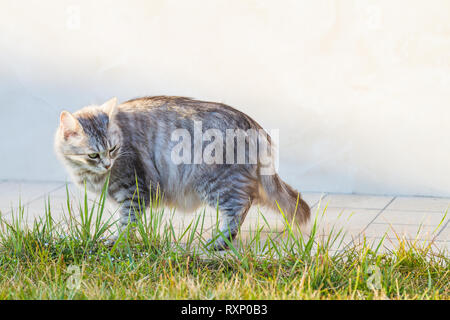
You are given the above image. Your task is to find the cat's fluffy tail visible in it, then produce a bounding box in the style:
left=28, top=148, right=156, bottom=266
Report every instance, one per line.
left=259, top=174, right=310, bottom=226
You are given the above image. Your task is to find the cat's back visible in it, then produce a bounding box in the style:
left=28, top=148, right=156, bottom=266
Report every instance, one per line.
left=117, top=96, right=262, bottom=131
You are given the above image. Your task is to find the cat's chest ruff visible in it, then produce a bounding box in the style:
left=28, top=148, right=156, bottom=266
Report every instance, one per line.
left=75, top=172, right=107, bottom=194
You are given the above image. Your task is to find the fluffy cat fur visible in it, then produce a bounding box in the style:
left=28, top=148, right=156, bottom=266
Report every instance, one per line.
left=54, top=96, right=310, bottom=250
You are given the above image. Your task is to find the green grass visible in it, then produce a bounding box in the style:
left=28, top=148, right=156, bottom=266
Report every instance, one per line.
left=0, top=182, right=448, bottom=300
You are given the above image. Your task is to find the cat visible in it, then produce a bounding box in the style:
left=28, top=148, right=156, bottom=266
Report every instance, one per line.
left=54, top=96, right=310, bottom=250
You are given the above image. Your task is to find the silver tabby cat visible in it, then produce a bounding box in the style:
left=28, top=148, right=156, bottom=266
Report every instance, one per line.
left=54, top=96, right=310, bottom=250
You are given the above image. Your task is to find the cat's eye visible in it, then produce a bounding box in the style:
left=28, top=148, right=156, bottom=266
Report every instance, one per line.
left=88, top=153, right=99, bottom=159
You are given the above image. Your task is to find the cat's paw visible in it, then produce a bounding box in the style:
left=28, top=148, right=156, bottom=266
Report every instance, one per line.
left=102, top=235, right=118, bottom=247
left=206, top=236, right=231, bottom=251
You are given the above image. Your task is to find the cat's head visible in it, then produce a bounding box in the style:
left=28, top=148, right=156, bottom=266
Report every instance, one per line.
left=55, top=97, right=122, bottom=175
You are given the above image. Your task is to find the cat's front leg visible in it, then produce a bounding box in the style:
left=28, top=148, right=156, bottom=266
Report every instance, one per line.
left=116, top=198, right=143, bottom=238
left=119, top=199, right=139, bottom=227
left=103, top=198, right=139, bottom=246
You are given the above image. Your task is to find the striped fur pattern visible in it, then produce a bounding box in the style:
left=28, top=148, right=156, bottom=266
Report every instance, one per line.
left=54, top=96, right=310, bottom=250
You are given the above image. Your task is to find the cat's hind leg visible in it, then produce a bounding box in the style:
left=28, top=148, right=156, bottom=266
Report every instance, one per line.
left=211, top=203, right=251, bottom=250
left=202, top=193, right=252, bottom=251
left=194, top=170, right=258, bottom=250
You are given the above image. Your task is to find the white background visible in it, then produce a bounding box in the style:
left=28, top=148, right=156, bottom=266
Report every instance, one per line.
left=0, top=0, right=449, bottom=196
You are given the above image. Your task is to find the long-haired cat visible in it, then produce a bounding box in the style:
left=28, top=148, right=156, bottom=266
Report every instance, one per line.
left=54, top=96, right=310, bottom=250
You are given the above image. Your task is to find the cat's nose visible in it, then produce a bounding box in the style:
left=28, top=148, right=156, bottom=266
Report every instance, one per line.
left=103, top=160, right=111, bottom=170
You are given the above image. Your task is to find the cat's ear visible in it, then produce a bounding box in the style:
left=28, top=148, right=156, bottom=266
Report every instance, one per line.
left=59, top=111, right=81, bottom=139
left=101, top=97, right=118, bottom=118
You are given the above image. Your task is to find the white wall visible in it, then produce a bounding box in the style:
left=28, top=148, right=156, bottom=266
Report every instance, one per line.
left=1, top=0, right=449, bottom=196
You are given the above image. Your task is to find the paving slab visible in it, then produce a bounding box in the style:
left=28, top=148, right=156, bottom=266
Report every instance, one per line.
left=0, top=181, right=65, bottom=214
left=386, top=196, right=450, bottom=212
left=315, top=207, right=380, bottom=236
left=301, top=192, right=327, bottom=208
left=363, top=223, right=439, bottom=240
left=373, top=209, right=448, bottom=226
left=323, top=194, right=394, bottom=209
